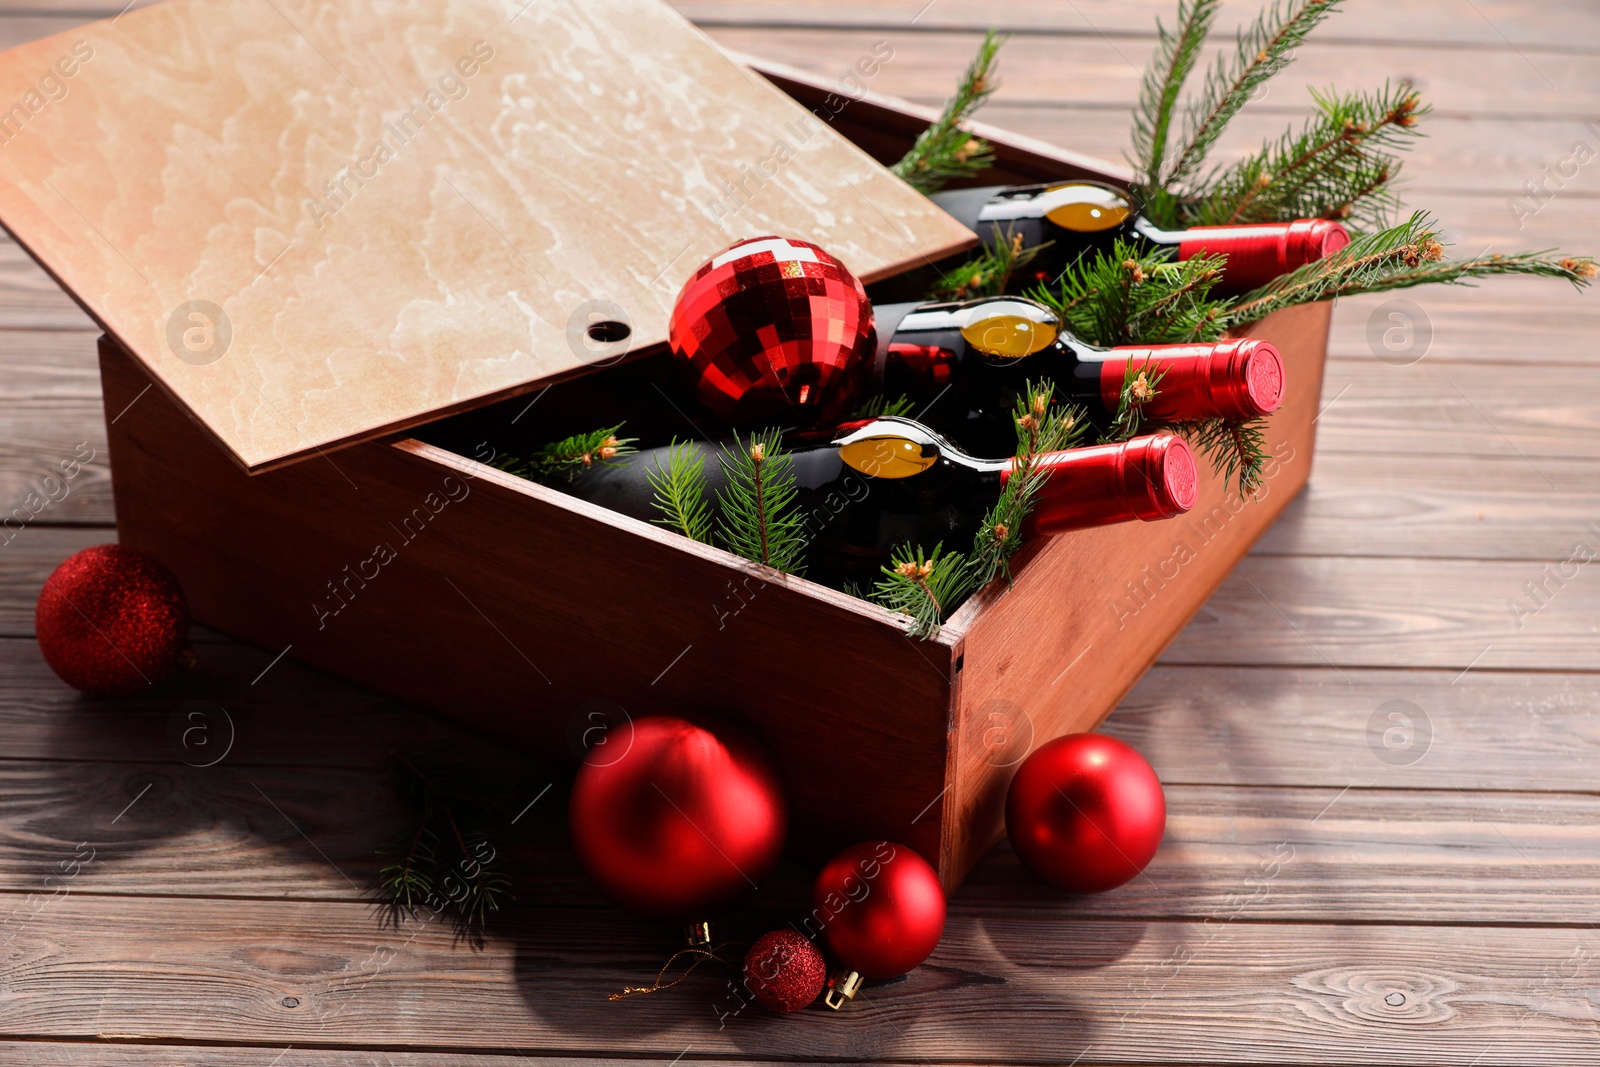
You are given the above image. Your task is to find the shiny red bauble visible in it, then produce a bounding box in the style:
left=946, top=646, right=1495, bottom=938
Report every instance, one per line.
left=35, top=544, right=188, bottom=698
left=811, top=840, right=945, bottom=979
left=569, top=715, right=787, bottom=920
left=743, top=929, right=826, bottom=1013
left=1005, top=733, right=1166, bottom=893
left=669, top=236, right=874, bottom=427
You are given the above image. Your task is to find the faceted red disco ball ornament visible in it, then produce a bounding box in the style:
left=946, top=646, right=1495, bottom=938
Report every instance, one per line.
left=569, top=715, right=788, bottom=922
left=1005, top=733, right=1166, bottom=893
left=35, top=543, right=189, bottom=698
left=669, top=236, right=875, bottom=427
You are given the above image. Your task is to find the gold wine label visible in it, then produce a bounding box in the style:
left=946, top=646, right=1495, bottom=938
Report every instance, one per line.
left=958, top=298, right=1059, bottom=359
left=838, top=435, right=939, bottom=479
left=1040, top=183, right=1131, bottom=233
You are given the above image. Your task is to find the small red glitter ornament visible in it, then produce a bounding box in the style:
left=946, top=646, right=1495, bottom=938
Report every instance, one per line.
left=811, top=840, right=946, bottom=1009
left=743, top=929, right=826, bottom=1013
left=569, top=715, right=787, bottom=929
left=35, top=543, right=189, bottom=698
left=1005, top=733, right=1166, bottom=893
left=669, top=236, right=875, bottom=427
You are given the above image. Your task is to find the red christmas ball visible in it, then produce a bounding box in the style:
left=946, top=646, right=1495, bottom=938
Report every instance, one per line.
left=569, top=715, right=787, bottom=920
left=669, top=236, right=874, bottom=427
left=1005, top=733, right=1166, bottom=893
left=35, top=544, right=188, bottom=698
left=811, top=841, right=945, bottom=980
left=743, top=929, right=826, bottom=1013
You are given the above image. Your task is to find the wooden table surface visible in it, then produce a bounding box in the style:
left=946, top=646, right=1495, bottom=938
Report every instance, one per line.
left=2, top=1, right=1598, bottom=1064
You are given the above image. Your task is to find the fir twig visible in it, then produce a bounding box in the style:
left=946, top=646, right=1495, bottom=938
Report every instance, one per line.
left=377, top=753, right=515, bottom=945
left=1224, top=212, right=1598, bottom=325
left=870, top=543, right=976, bottom=639
left=1029, top=240, right=1231, bottom=346
left=1100, top=360, right=1170, bottom=444
left=715, top=430, right=806, bottom=574
left=851, top=393, right=916, bottom=419
left=892, top=30, right=1005, bottom=194
left=1182, top=84, right=1426, bottom=230
left=929, top=225, right=1047, bottom=301
left=1176, top=416, right=1271, bottom=496
left=1130, top=0, right=1221, bottom=191
left=646, top=439, right=713, bottom=543
left=1167, top=0, right=1344, bottom=185
left=498, top=424, right=637, bottom=483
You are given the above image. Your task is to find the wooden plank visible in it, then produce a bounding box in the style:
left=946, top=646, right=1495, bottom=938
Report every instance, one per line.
left=702, top=27, right=1600, bottom=119
left=1, top=747, right=1593, bottom=926
left=0, top=896, right=1597, bottom=1063
left=1159, top=554, right=1600, bottom=671
left=1107, top=665, right=1600, bottom=791
left=676, top=0, right=1600, bottom=51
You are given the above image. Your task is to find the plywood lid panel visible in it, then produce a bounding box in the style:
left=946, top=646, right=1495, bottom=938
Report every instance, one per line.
left=0, top=0, right=972, bottom=470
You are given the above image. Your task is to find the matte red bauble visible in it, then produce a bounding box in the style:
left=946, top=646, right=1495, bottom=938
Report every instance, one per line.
left=35, top=544, right=188, bottom=698
left=743, top=929, right=826, bottom=1013
left=669, top=236, right=874, bottom=427
left=811, top=840, right=945, bottom=1007
left=1005, top=733, right=1166, bottom=893
left=569, top=715, right=787, bottom=922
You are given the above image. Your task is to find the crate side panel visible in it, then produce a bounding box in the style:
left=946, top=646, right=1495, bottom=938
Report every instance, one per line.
left=99, top=339, right=955, bottom=865
left=945, top=300, right=1333, bottom=883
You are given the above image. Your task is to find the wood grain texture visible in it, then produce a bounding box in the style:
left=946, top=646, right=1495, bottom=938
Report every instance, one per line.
left=2, top=895, right=1599, bottom=1064
left=0, top=0, right=973, bottom=471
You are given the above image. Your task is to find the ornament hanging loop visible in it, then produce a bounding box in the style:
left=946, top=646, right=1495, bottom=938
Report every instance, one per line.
left=822, top=967, right=864, bottom=1010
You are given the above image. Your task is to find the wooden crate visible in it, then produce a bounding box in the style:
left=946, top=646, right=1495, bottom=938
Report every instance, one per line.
left=97, top=62, right=1330, bottom=888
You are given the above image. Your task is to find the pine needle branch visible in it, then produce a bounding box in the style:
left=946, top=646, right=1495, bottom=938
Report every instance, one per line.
left=892, top=30, right=1005, bottom=193
left=851, top=393, right=916, bottom=419
left=1175, top=415, right=1271, bottom=496
left=715, top=430, right=806, bottom=574
left=646, top=439, right=713, bottom=543
left=497, top=424, right=637, bottom=483
left=1168, top=0, right=1344, bottom=185
left=1100, top=361, right=1170, bottom=443
left=1224, top=211, right=1598, bottom=325
left=929, top=225, right=1048, bottom=301
left=1028, top=240, right=1231, bottom=346
left=1181, top=83, right=1426, bottom=230
left=1130, top=0, right=1221, bottom=190
left=871, top=543, right=976, bottom=639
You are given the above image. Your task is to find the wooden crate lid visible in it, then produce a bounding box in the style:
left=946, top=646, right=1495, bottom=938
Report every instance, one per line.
left=0, top=0, right=973, bottom=472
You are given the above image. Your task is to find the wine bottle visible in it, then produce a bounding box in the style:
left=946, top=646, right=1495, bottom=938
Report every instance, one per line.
left=565, top=417, right=1197, bottom=588
left=930, top=180, right=1349, bottom=294
left=874, top=296, right=1283, bottom=457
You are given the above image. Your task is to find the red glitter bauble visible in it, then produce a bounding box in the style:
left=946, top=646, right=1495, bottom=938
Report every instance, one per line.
left=811, top=841, right=945, bottom=979
left=669, top=236, right=875, bottom=427
left=35, top=544, right=188, bottom=698
left=1005, top=733, right=1166, bottom=893
left=743, top=929, right=826, bottom=1013
left=569, top=715, right=787, bottom=921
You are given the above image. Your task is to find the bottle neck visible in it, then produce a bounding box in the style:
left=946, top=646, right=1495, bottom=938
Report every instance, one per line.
left=1005, top=434, right=1198, bottom=535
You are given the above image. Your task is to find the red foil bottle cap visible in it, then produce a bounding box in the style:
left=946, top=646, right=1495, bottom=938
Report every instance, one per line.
left=1101, top=338, right=1284, bottom=421
left=1014, top=434, right=1197, bottom=537
left=1177, top=218, right=1351, bottom=292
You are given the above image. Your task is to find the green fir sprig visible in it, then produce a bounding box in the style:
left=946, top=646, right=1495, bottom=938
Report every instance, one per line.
left=1182, top=84, right=1426, bottom=231
left=1100, top=360, right=1171, bottom=444
left=870, top=543, right=976, bottom=639
left=892, top=30, right=1005, bottom=193
left=1224, top=212, right=1599, bottom=325
left=377, top=753, right=515, bottom=944
left=1176, top=415, right=1272, bottom=497
left=1130, top=0, right=1221, bottom=193
left=645, top=438, right=712, bottom=543
left=1165, top=0, right=1345, bottom=187
left=498, top=424, right=637, bottom=483
left=715, top=429, right=807, bottom=574
left=930, top=225, right=1048, bottom=301
left=851, top=393, right=916, bottom=419
left=1028, top=239, right=1231, bottom=346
